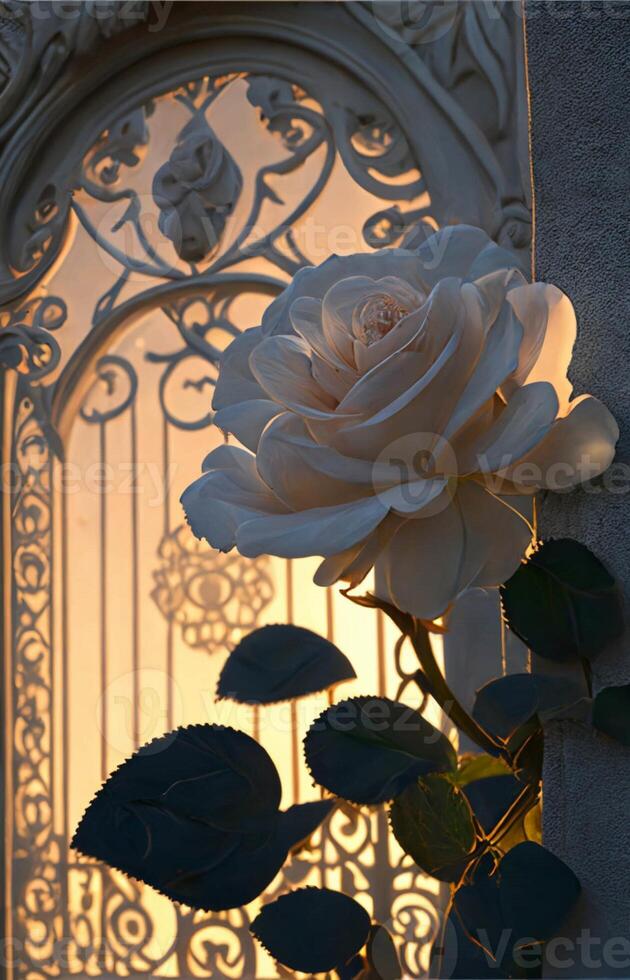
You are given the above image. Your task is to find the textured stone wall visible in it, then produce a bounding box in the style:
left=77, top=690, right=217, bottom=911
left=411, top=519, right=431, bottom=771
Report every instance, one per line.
left=526, top=2, right=630, bottom=973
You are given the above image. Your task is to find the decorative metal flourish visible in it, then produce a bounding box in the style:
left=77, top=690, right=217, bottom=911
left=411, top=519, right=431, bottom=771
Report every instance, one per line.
left=82, top=105, right=153, bottom=191
left=79, top=355, right=138, bottom=425
left=11, top=394, right=65, bottom=978
left=151, top=523, right=274, bottom=656
left=146, top=289, right=244, bottom=431
left=0, top=292, right=67, bottom=459
left=246, top=75, right=314, bottom=150
left=0, top=293, right=66, bottom=380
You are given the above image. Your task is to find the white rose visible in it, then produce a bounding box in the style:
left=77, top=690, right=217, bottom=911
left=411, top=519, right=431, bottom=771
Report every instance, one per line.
left=182, top=226, right=618, bottom=621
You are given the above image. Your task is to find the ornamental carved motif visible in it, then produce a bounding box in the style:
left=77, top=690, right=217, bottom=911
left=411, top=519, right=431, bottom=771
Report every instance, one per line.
left=153, top=114, right=243, bottom=263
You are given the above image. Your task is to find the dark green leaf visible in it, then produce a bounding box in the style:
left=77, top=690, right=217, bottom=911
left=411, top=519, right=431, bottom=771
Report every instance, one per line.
left=463, top=775, right=522, bottom=835
left=452, top=851, right=556, bottom=978
left=279, top=799, right=335, bottom=853
left=160, top=822, right=290, bottom=911
left=250, top=887, right=371, bottom=973
left=437, top=909, right=504, bottom=978
left=593, top=684, right=630, bottom=745
left=453, top=855, right=506, bottom=962
left=72, top=724, right=293, bottom=910
left=304, top=696, right=456, bottom=804
left=82, top=723, right=281, bottom=833
left=390, top=774, right=476, bottom=882
left=217, top=624, right=356, bottom=704
left=498, top=842, right=581, bottom=945
left=366, top=923, right=402, bottom=979
left=454, top=845, right=580, bottom=965
left=453, top=753, right=511, bottom=786
left=336, top=955, right=365, bottom=980
left=501, top=538, right=623, bottom=662
left=473, top=673, right=583, bottom=743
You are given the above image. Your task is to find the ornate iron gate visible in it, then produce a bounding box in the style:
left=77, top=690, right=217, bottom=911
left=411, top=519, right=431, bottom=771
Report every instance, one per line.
left=0, top=4, right=530, bottom=976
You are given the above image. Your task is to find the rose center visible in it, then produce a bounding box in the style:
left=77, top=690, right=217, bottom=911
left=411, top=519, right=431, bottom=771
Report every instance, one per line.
left=353, top=294, right=408, bottom=346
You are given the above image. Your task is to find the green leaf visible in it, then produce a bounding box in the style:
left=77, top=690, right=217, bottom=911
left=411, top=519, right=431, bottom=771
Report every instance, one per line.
left=389, top=774, right=476, bottom=882
left=72, top=724, right=302, bottom=911
left=438, top=908, right=506, bottom=978
left=454, top=846, right=580, bottom=971
left=81, top=723, right=281, bottom=833
left=498, top=842, right=581, bottom=945
left=304, top=696, right=456, bottom=804
left=453, top=753, right=511, bottom=786
left=366, top=923, right=402, bottom=979
left=501, top=538, right=623, bottom=662
left=592, top=684, right=630, bottom=745
left=217, top=624, right=356, bottom=704
left=336, top=955, right=365, bottom=980
left=250, top=887, right=371, bottom=973
left=453, top=855, right=505, bottom=962
left=473, top=673, right=583, bottom=742
left=279, top=799, right=335, bottom=854
left=462, top=775, right=522, bottom=835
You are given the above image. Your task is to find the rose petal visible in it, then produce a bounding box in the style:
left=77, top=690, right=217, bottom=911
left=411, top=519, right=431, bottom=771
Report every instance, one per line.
left=212, top=328, right=267, bottom=410
left=310, top=352, right=355, bottom=402
left=474, top=267, right=526, bottom=325
left=256, top=414, right=380, bottom=509
left=468, top=238, right=526, bottom=280
left=236, top=496, right=391, bottom=560
left=330, top=286, right=485, bottom=459
left=337, top=278, right=463, bottom=418
left=261, top=251, right=432, bottom=337
left=182, top=446, right=287, bottom=550
left=375, top=498, right=464, bottom=621
left=458, top=481, right=533, bottom=589
left=213, top=399, right=280, bottom=451
left=416, top=225, right=523, bottom=288
left=503, top=395, right=618, bottom=490
left=290, top=296, right=356, bottom=379
left=314, top=513, right=405, bottom=588
left=457, top=381, right=559, bottom=475
left=444, top=300, right=523, bottom=440
left=376, top=481, right=531, bottom=619
left=507, top=283, right=576, bottom=409
left=322, top=276, right=377, bottom=366
left=352, top=302, right=426, bottom=375
left=250, top=335, right=340, bottom=418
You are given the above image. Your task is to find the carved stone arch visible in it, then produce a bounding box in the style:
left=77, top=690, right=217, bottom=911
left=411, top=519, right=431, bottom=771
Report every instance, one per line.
left=0, top=1, right=530, bottom=304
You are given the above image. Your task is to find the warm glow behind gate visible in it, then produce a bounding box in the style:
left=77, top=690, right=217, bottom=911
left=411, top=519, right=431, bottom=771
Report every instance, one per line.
left=6, top=73, right=444, bottom=978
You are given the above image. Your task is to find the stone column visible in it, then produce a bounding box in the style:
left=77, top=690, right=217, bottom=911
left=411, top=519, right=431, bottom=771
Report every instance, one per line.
left=526, top=2, right=630, bottom=974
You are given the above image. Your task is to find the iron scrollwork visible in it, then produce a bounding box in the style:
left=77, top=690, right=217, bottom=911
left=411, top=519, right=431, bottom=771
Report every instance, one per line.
left=79, top=354, right=138, bottom=426
left=146, top=290, right=242, bottom=432
left=11, top=394, right=65, bottom=978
